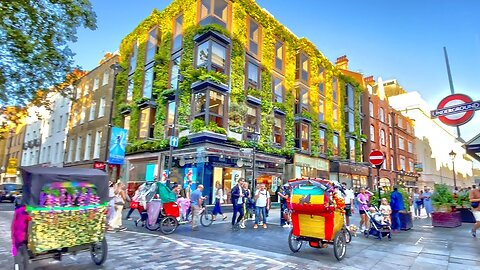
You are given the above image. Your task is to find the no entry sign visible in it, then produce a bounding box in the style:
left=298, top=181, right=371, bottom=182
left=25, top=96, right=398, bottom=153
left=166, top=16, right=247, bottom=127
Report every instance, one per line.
left=430, top=93, right=480, bottom=126
left=369, top=150, right=385, bottom=166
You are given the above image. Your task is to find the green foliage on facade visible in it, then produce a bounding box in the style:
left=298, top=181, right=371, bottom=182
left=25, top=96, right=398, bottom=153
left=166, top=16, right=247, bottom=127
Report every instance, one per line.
left=115, top=0, right=366, bottom=160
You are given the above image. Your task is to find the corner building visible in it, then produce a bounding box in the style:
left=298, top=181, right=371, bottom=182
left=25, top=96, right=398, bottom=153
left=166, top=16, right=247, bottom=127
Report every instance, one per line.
left=115, top=0, right=366, bottom=202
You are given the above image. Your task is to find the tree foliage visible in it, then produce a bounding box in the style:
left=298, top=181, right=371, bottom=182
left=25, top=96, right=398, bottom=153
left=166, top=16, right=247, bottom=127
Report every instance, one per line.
left=0, top=0, right=97, bottom=107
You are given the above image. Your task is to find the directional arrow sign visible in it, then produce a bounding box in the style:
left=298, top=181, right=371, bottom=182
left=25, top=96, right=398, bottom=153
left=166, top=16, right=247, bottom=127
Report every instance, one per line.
left=369, top=150, right=385, bottom=167
left=170, top=136, right=179, bottom=147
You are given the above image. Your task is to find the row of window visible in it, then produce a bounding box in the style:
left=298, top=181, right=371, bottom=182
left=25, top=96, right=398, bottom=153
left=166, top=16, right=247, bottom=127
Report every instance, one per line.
left=74, top=71, right=110, bottom=99
left=67, top=131, right=103, bottom=163
left=40, top=142, right=64, bottom=164
left=369, top=102, right=412, bottom=132
left=71, top=98, right=107, bottom=127
left=369, top=125, right=414, bottom=152
left=382, top=155, right=415, bottom=173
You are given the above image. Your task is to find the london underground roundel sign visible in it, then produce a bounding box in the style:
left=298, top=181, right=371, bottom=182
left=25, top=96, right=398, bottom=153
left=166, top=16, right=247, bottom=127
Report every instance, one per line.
left=369, top=150, right=385, bottom=166
left=430, top=93, right=480, bottom=126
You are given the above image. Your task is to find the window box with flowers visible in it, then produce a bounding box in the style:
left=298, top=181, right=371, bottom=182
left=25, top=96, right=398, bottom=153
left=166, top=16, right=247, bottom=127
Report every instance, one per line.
left=136, top=97, right=157, bottom=109
left=119, top=103, right=132, bottom=115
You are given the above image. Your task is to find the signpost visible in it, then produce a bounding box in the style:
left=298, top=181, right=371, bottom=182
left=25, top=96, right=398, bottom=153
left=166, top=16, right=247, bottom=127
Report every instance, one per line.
left=430, top=93, right=480, bottom=126
left=369, top=150, right=385, bottom=207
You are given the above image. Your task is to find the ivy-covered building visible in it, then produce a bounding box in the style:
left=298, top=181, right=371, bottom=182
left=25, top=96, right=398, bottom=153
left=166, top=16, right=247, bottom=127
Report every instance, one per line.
left=115, top=0, right=368, bottom=201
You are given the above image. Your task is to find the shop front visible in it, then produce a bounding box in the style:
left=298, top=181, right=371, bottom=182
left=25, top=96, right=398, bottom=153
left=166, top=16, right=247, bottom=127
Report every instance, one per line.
left=330, top=161, right=369, bottom=190
left=293, top=153, right=330, bottom=179
left=124, top=142, right=286, bottom=204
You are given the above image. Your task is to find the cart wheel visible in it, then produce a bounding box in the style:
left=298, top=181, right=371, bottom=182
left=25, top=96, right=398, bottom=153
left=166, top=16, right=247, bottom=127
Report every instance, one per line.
left=333, top=232, right=347, bottom=261
left=146, top=217, right=161, bottom=231
left=200, top=209, right=214, bottom=227
left=159, top=216, right=178, bottom=235
left=288, top=229, right=302, bottom=253
left=343, top=227, right=352, bottom=244
left=14, top=244, right=29, bottom=270
left=90, top=237, right=108, bottom=266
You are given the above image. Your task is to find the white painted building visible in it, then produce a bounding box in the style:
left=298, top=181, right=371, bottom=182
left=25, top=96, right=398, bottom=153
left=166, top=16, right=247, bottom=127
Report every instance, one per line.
left=388, top=92, right=474, bottom=189
left=21, top=92, right=71, bottom=167
left=39, top=92, right=71, bottom=167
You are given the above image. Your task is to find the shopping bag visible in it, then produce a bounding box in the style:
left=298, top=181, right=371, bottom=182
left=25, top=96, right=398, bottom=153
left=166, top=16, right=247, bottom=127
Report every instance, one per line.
left=130, top=200, right=139, bottom=209
left=147, top=199, right=162, bottom=226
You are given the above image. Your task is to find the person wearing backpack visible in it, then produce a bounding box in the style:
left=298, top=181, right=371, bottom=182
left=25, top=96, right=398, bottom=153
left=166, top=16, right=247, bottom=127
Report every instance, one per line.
left=253, top=183, right=270, bottom=229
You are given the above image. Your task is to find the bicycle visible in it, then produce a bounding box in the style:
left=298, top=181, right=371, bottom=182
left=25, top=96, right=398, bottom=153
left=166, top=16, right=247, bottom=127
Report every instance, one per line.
left=200, top=196, right=214, bottom=227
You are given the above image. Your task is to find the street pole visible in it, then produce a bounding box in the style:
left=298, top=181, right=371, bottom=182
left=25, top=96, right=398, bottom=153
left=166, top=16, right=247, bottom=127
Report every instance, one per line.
left=452, top=160, right=457, bottom=190
left=166, top=75, right=182, bottom=187
left=105, top=63, right=123, bottom=179
left=252, top=144, right=256, bottom=190
left=376, top=165, right=381, bottom=207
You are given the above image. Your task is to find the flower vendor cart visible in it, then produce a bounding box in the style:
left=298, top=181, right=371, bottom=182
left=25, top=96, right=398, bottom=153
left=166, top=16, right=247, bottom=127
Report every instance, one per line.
left=287, top=178, right=349, bottom=261
left=12, top=167, right=110, bottom=270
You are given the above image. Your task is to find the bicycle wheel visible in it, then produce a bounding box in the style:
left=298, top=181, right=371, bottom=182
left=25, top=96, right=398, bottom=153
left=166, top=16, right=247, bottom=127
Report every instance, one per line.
left=159, top=216, right=178, bottom=235
left=333, top=232, right=347, bottom=261
left=145, top=217, right=161, bottom=231
left=288, top=229, right=302, bottom=253
left=90, top=237, right=108, bottom=266
left=200, top=209, right=214, bottom=227
left=343, top=226, right=352, bottom=244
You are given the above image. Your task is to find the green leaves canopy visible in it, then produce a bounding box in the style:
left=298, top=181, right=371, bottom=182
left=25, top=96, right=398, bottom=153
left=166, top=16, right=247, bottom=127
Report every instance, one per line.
left=0, top=0, right=97, bottom=107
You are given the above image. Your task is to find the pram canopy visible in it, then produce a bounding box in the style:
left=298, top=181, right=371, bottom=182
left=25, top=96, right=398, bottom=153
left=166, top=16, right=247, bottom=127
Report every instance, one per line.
left=20, top=166, right=109, bottom=206
left=157, top=182, right=177, bottom=203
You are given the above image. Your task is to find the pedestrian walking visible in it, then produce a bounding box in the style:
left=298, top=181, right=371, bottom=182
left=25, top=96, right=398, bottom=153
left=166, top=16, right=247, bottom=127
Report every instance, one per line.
left=342, top=182, right=355, bottom=226
left=241, top=181, right=252, bottom=228
left=278, top=183, right=291, bottom=227
left=107, top=181, right=116, bottom=231
left=111, top=182, right=127, bottom=232
left=357, top=187, right=370, bottom=231
left=126, top=187, right=140, bottom=221
left=190, top=184, right=205, bottom=231
left=212, top=181, right=227, bottom=221
left=253, top=183, right=270, bottom=229
left=422, top=187, right=433, bottom=218
left=390, top=186, right=405, bottom=231
left=231, top=178, right=245, bottom=229
left=413, top=189, right=422, bottom=218
left=469, top=185, right=480, bottom=237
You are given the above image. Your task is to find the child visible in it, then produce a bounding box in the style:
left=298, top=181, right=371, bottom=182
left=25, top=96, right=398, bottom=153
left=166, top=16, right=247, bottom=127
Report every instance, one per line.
left=379, top=198, right=392, bottom=224
left=369, top=207, right=388, bottom=225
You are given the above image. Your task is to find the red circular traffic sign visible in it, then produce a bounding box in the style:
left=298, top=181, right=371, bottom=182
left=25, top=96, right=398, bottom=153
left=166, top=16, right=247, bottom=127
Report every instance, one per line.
left=437, top=94, right=474, bottom=126
left=369, top=150, right=385, bottom=166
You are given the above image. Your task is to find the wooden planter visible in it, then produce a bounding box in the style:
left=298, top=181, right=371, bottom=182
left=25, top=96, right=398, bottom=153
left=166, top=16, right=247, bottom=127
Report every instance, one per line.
left=432, top=211, right=462, bottom=228
left=457, top=207, right=476, bottom=223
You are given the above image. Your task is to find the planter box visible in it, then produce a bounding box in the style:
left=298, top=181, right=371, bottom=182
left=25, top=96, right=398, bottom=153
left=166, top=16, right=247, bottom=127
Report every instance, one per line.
left=120, top=108, right=131, bottom=115
left=187, top=130, right=227, bottom=143
left=227, top=130, right=242, bottom=141
left=400, top=212, right=413, bottom=231
left=432, top=211, right=462, bottom=228
left=457, top=208, right=476, bottom=223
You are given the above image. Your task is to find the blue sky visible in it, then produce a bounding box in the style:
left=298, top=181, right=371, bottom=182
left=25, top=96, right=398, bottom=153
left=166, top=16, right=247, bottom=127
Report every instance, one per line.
left=70, top=0, right=480, bottom=140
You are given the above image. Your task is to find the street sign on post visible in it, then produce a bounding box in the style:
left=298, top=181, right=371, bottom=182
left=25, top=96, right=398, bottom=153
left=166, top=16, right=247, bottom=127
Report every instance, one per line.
left=169, top=136, right=179, bottom=148
left=430, top=93, right=480, bottom=126
left=369, top=150, right=385, bottom=207
left=369, top=150, right=385, bottom=167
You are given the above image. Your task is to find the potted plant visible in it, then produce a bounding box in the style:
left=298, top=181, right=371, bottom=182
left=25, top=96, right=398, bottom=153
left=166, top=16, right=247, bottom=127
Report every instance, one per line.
left=431, top=184, right=462, bottom=228
left=228, top=101, right=247, bottom=140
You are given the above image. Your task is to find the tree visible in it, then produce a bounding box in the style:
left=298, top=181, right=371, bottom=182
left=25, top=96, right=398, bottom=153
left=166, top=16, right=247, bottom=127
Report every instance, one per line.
left=0, top=0, right=97, bottom=107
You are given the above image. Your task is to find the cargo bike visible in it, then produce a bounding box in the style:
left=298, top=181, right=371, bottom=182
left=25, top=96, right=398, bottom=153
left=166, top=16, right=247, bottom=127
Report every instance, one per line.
left=144, top=182, right=214, bottom=234
left=12, top=167, right=110, bottom=269
left=287, top=178, right=350, bottom=261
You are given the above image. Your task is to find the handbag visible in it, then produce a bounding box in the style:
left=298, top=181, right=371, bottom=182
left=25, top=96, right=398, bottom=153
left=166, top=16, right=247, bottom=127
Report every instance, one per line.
left=130, top=201, right=139, bottom=209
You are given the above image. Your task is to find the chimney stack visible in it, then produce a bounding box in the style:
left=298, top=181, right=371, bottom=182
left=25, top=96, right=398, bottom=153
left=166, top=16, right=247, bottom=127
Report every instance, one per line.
left=364, top=76, right=375, bottom=86
left=335, top=55, right=349, bottom=70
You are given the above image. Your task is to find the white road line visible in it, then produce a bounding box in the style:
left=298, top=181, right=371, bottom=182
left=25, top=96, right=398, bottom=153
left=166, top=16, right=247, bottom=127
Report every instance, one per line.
left=415, top=236, right=423, bottom=245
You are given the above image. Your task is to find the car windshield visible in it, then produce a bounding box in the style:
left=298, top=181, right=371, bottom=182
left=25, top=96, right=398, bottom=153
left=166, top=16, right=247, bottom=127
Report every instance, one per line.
left=2, top=184, right=22, bottom=192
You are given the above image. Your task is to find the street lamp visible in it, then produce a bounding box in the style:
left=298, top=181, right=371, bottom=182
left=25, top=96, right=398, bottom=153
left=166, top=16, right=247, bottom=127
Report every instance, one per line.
left=104, top=63, right=124, bottom=176
left=449, top=150, right=457, bottom=189
left=166, top=74, right=183, bottom=187
left=250, top=130, right=260, bottom=191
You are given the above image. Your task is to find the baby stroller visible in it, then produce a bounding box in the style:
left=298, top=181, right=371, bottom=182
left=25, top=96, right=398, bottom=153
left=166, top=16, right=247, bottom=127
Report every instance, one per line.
left=364, top=205, right=392, bottom=240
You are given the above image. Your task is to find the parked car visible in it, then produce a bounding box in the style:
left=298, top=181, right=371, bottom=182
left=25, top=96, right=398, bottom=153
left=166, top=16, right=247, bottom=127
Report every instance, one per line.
left=0, top=183, right=22, bottom=203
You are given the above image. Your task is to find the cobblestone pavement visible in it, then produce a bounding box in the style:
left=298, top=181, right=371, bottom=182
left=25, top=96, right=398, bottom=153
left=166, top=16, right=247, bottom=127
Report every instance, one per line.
left=2, top=205, right=480, bottom=270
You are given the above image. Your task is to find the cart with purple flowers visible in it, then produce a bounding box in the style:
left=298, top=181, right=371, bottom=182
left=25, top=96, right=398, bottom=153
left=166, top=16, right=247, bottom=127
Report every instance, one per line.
left=12, top=166, right=110, bottom=270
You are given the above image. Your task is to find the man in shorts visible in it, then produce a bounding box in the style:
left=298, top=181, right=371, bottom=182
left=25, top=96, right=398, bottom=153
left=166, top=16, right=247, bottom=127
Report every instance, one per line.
left=469, top=185, right=480, bottom=237
left=342, top=182, right=355, bottom=226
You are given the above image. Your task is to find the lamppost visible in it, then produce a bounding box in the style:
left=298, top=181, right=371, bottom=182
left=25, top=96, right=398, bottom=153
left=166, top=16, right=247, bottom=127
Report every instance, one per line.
left=166, top=74, right=183, bottom=187
left=104, top=63, right=124, bottom=176
left=449, top=150, right=457, bottom=189
left=250, top=130, right=260, bottom=191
